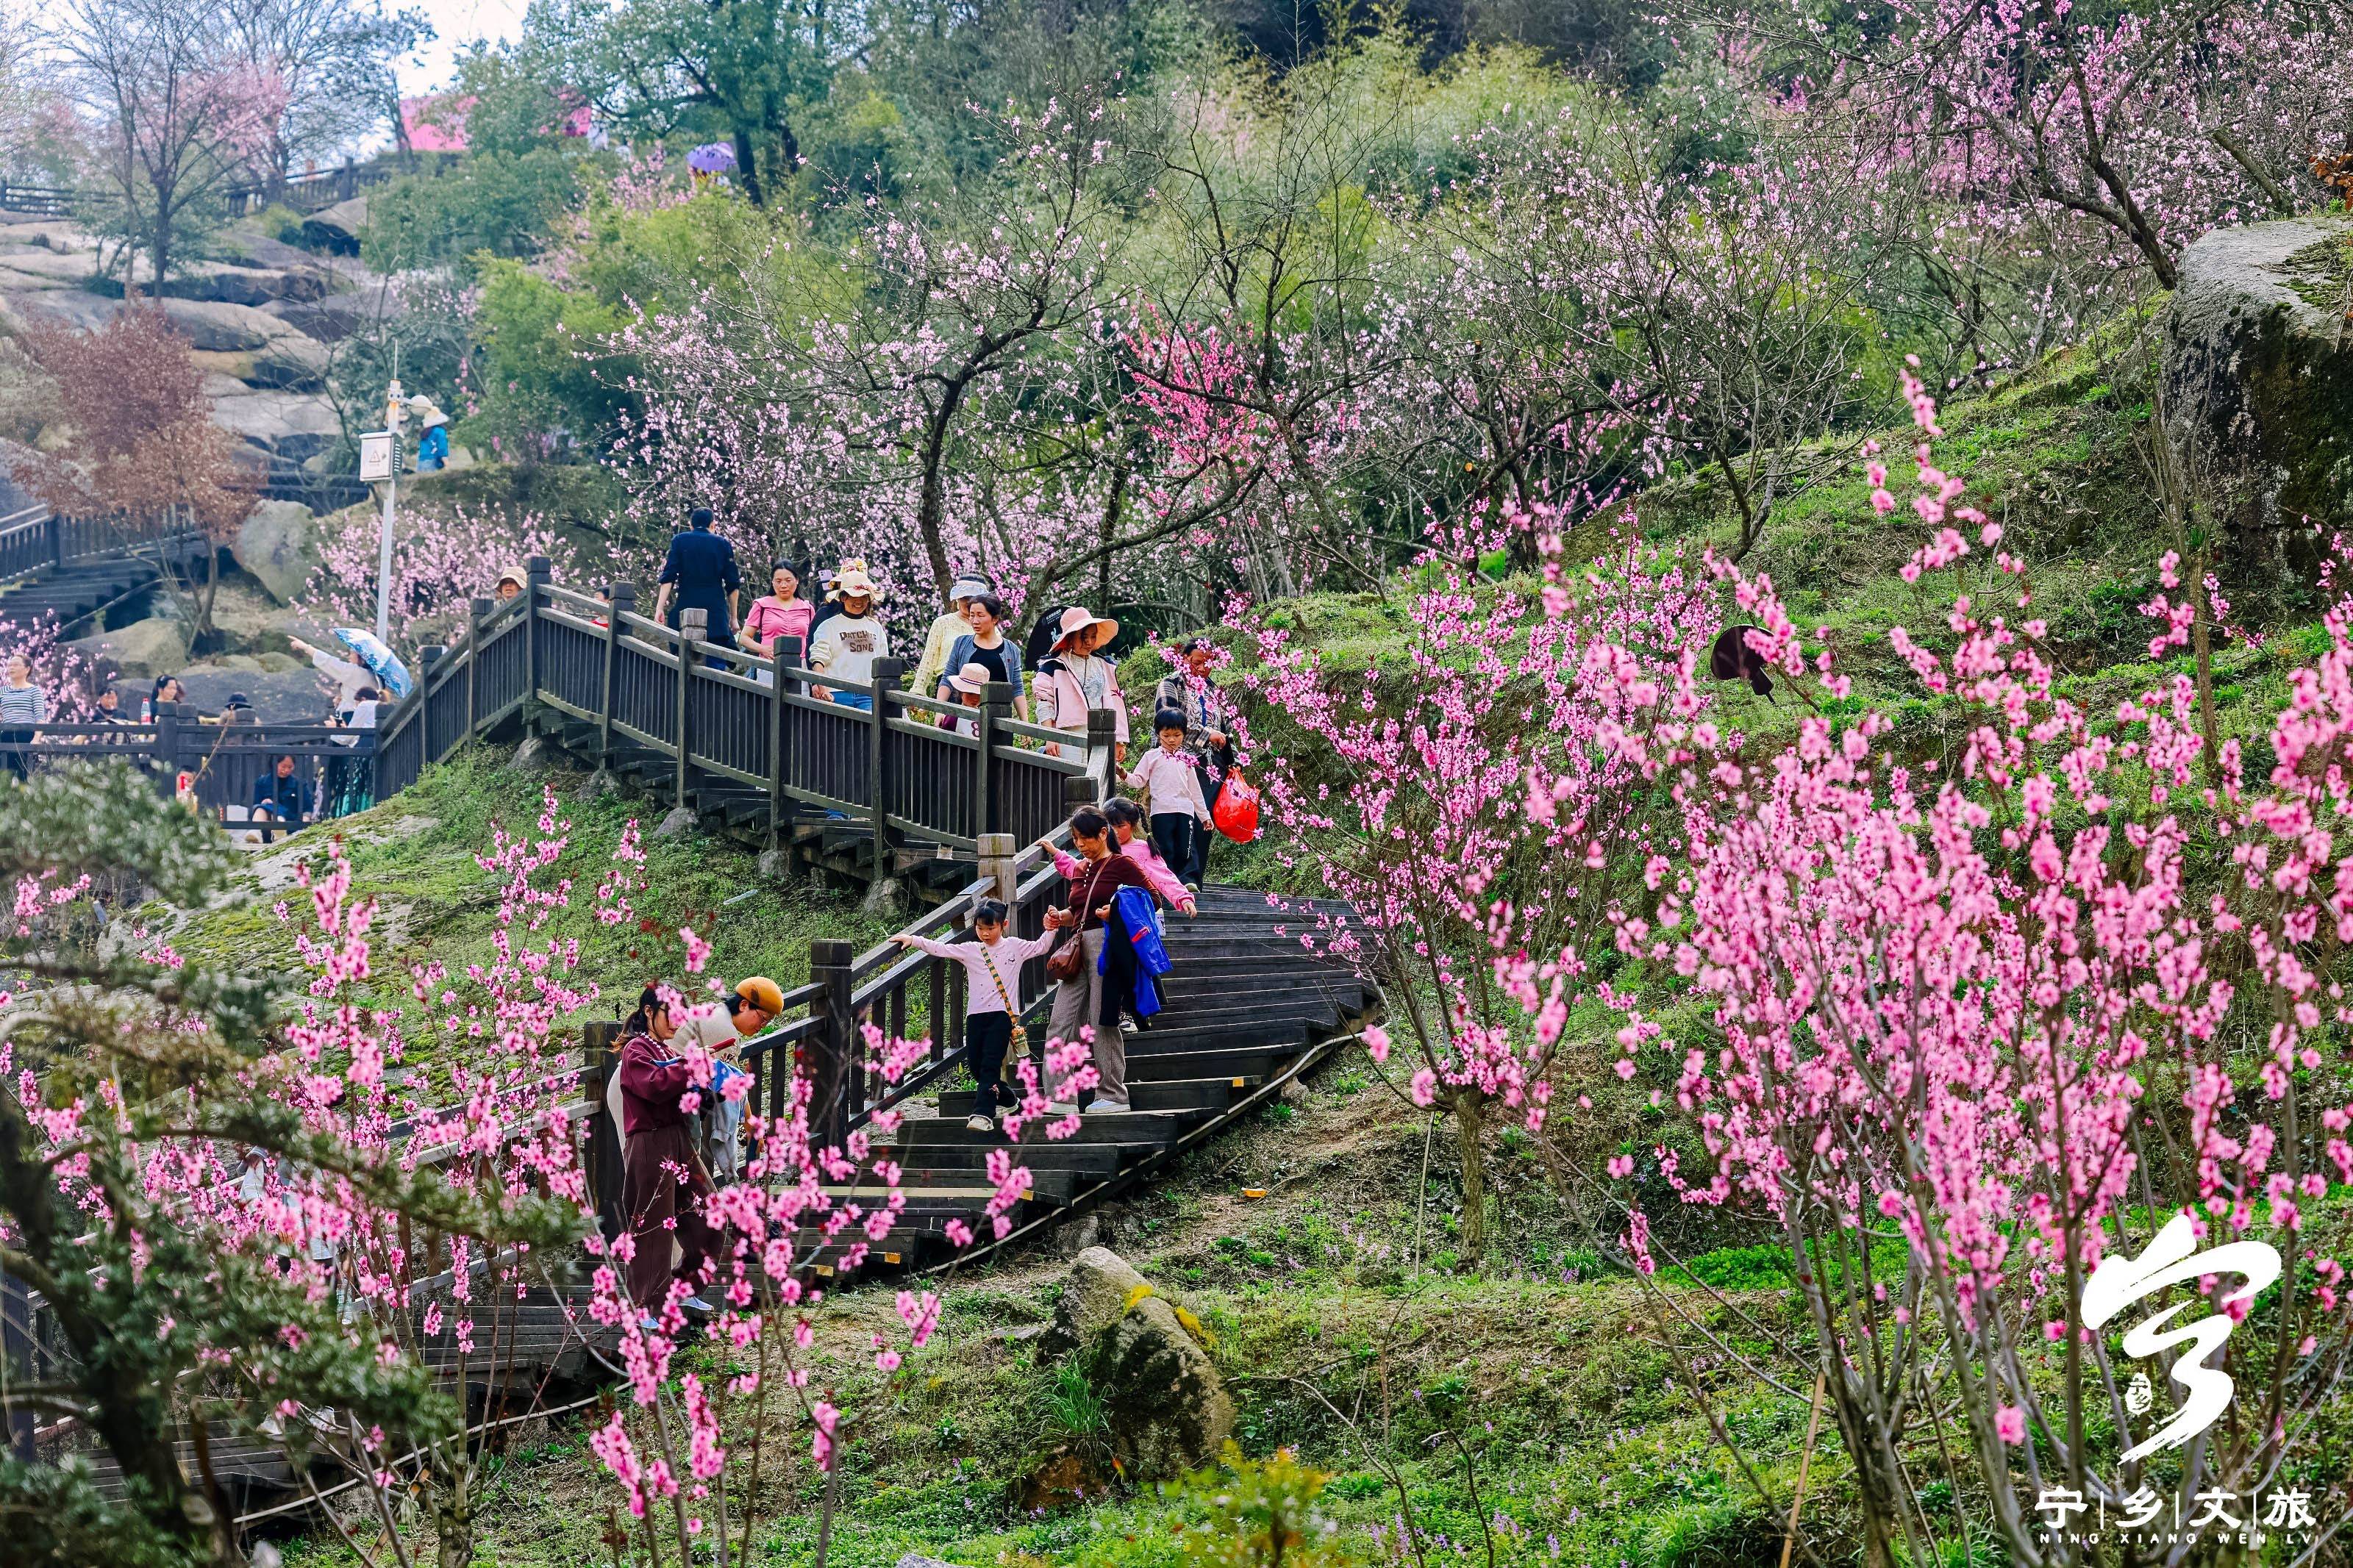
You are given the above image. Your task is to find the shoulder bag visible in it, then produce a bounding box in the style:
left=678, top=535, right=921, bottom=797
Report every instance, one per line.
left=1045, top=859, right=1116, bottom=981
left=976, top=944, right=1029, bottom=1061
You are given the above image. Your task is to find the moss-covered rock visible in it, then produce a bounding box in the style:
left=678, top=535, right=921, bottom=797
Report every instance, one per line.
left=2165, top=216, right=2353, bottom=554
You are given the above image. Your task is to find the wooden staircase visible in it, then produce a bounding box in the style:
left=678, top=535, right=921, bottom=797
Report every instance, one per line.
left=0, top=554, right=167, bottom=634
left=797, top=887, right=1374, bottom=1278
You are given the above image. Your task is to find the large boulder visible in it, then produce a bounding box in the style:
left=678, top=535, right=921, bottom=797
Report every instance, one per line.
left=300, top=196, right=367, bottom=256
left=234, top=499, right=318, bottom=604
left=159, top=297, right=293, bottom=353
left=265, top=293, right=386, bottom=345
left=1043, top=1246, right=1234, bottom=1483
left=158, top=263, right=331, bottom=308
left=246, top=332, right=330, bottom=391
left=2164, top=217, right=2353, bottom=556
left=212, top=388, right=340, bottom=453
left=71, top=615, right=188, bottom=680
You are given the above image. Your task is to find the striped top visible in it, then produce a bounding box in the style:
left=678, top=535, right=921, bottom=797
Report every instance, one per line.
left=0, top=683, right=47, bottom=726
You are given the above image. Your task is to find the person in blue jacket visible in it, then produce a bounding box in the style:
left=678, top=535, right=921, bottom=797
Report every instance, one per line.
left=407, top=395, right=451, bottom=472
left=651, top=506, right=741, bottom=652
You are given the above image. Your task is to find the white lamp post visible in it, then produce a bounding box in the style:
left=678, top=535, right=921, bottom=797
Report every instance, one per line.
left=374, top=380, right=407, bottom=646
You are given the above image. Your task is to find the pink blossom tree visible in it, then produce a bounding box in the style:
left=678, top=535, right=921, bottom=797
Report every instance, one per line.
left=1243, top=507, right=1721, bottom=1264
left=1585, top=373, right=2353, bottom=1566
left=300, top=500, right=581, bottom=660
left=1768, top=0, right=2353, bottom=290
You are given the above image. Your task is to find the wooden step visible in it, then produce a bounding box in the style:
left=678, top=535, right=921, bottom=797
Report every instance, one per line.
left=938, top=1075, right=1242, bottom=1117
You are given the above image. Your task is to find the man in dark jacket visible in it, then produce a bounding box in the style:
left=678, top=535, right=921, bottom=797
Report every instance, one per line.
left=652, top=506, right=742, bottom=651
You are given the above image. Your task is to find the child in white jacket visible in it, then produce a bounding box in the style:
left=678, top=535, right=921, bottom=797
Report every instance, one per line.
left=1125, top=710, right=1213, bottom=894
left=895, top=900, right=1057, bottom=1131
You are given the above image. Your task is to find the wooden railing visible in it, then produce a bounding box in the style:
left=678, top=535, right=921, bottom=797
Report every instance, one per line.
left=0, top=182, right=76, bottom=219
left=0, top=505, right=207, bottom=588
left=371, top=562, right=1110, bottom=864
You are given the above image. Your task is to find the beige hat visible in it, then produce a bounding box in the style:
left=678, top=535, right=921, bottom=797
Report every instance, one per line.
left=945, top=661, right=993, bottom=695
left=835, top=564, right=879, bottom=599
left=1051, top=605, right=1119, bottom=651
left=404, top=393, right=449, bottom=429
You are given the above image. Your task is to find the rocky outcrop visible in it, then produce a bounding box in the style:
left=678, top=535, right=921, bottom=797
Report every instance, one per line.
left=301, top=196, right=368, bottom=256
left=2164, top=218, right=2353, bottom=550
left=71, top=615, right=188, bottom=679
left=0, top=218, right=359, bottom=485
left=234, top=500, right=318, bottom=604
left=157, top=297, right=298, bottom=354
left=211, top=388, right=340, bottom=457
left=157, top=263, right=331, bottom=308
left=1043, top=1246, right=1234, bottom=1483
left=248, top=333, right=330, bottom=392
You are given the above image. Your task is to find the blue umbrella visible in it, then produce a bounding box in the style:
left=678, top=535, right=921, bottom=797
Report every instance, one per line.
left=332, top=628, right=415, bottom=700
left=688, top=142, right=737, bottom=173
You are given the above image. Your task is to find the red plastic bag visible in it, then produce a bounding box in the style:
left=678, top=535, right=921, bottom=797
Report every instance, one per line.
left=1212, top=770, right=1260, bottom=844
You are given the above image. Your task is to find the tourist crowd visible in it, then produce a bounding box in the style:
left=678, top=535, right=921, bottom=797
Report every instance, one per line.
left=607, top=513, right=1248, bottom=1320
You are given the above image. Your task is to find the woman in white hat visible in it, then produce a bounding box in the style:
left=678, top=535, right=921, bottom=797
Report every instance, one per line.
left=912, top=571, right=994, bottom=700
left=406, top=393, right=451, bottom=472
left=1033, top=606, right=1126, bottom=766
left=808, top=563, right=889, bottom=708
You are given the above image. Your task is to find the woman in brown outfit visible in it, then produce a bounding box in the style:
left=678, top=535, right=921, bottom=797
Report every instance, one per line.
left=618, top=987, right=716, bottom=1319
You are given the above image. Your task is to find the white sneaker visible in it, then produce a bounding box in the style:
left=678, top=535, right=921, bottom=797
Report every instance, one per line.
left=1120, top=1018, right=1138, bottom=1034
left=1085, top=1098, right=1130, bottom=1114
left=965, top=1113, right=996, bottom=1133
left=1045, top=1101, right=1081, bottom=1117
left=682, top=1296, right=715, bottom=1314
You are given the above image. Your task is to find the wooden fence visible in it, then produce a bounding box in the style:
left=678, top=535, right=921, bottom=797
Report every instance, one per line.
left=371, top=562, right=1110, bottom=864
left=0, top=505, right=205, bottom=584
left=0, top=181, right=76, bottom=219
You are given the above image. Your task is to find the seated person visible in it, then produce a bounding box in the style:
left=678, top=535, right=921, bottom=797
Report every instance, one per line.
left=249, top=753, right=312, bottom=841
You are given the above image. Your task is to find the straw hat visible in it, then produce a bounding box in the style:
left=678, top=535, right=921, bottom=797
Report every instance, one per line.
left=945, top=661, right=993, bottom=696
left=1050, top=605, right=1118, bottom=651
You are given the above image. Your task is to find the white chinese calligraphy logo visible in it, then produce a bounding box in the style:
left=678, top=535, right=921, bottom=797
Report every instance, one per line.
left=2081, top=1213, right=2282, bottom=1464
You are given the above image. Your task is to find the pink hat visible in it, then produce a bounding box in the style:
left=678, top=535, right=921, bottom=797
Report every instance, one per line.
left=1051, top=606, right=1119, bottom=651
left=945, top=662, right=994, bottom=695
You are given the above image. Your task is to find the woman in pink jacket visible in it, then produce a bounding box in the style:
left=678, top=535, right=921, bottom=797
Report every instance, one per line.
left=1033, top=606, right=1128, bottom=767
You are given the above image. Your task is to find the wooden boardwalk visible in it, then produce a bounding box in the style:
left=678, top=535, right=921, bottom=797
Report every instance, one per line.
left=12, top=556, right=1377, bottom=1526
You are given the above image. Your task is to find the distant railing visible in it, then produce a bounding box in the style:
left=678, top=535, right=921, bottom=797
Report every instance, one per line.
left=0, top=181, right=77, bottom=219
left=0, top=506, right=207, bottom=587
left=372, top=564, right=1105, bottom=863
left=223, top=154, right=457, bottom=218
left=0, top=712, right=376, bottom=828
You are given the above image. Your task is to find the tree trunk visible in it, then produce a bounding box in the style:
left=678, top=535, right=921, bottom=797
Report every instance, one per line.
left=435, top=1482, right=474, bottom=1568
left=1452, top=1090, right=1489, bottom=1267
left=733, top=126, right=765, bottom=207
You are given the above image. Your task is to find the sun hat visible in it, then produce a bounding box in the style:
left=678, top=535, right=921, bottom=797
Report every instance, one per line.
left=735, top=975, right=785, bottom=1015
left=1051, top=605, right=1119, bottom=651
left=494, top=565, right=527, bottom=593
left=946, top=661, right=994, bottom=696
left=835, top=565, right=879, bottom=599
left=404, top=393, right=449, bottom=429
left=948, top=573, right=992, bottom=602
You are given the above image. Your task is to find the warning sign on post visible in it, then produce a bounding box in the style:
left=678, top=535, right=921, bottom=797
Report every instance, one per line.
left=358, top=431, right=396, bottom=482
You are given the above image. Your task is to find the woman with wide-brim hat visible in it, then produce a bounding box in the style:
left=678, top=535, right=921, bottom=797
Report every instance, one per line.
left=1033, top=605, right=1127, bottom=769
left=406, top=393, right=452, bottom=473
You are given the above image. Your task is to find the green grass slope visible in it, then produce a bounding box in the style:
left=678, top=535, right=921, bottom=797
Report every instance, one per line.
left=160, top=745, right=890, bottom=1088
